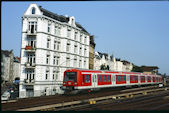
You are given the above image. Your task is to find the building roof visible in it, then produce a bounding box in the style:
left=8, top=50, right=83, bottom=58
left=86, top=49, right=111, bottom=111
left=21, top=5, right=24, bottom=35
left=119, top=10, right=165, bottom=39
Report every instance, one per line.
left=141, top=66, right=159, bottom=72
left=97, top=52, right=113, bottom=61
left=121, top=60, right=132, bottom=65
left=38, top=6, right=89, bottom=34
left=1, top=50, right=13, bottom=57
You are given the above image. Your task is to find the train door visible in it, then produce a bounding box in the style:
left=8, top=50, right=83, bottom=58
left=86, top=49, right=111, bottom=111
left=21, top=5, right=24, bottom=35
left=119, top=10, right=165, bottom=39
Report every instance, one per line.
left=92, top=74, right=97, bottom=88
left=112, top=74, right=115, bottom=85
left=138, top=75, right=140, bottom=84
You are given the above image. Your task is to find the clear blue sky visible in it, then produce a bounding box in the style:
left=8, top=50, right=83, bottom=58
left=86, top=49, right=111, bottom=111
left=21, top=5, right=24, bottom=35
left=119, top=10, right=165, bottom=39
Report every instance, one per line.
left=2, top=1, right=169, bottom=75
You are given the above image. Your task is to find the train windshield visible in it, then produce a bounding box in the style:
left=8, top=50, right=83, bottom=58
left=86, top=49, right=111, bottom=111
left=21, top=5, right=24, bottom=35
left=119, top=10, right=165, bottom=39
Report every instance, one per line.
left=64, top=72, right=77, bottom=82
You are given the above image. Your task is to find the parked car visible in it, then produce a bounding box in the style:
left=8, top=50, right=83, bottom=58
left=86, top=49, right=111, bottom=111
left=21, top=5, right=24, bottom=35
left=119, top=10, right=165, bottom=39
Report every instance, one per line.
left=1, top=91, right=10, bottom=101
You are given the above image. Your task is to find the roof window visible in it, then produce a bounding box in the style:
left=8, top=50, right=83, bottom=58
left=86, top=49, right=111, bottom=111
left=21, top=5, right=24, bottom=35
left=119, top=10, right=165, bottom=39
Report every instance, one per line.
left=32, top=7, right=36, bottom=14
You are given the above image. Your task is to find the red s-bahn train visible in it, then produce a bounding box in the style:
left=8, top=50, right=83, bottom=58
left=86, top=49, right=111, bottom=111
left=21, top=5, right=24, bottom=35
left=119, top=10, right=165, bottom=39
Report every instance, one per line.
left=62, top=68, right=163, bottom=94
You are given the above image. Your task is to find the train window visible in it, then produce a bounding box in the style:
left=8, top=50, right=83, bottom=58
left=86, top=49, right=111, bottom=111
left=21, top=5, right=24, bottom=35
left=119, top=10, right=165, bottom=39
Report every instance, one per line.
left=86, top=75, right=90, bottom=83
left=124, top=76, right=126, bottom=81
left=120, top=75, right=122, bottom=81
left=98, top=75, right=102, bottom=82
left=107, top=75, right=111, bottom=82
left=130, top=76, right=132, bottom=81
left=136, top=76, right=138, bottom=81
left=141, top=76, right=145, bottom=81
left=148, top=77, right=151, bottom=81
left=64, top=72, right=77, bottom=82
left=103, top=75, right=107, bottom=82
left=117, top=76, right=119, bottom=82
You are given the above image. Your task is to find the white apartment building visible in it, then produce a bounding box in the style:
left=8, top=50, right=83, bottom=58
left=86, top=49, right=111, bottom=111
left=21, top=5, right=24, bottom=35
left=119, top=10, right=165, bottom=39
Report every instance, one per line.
left=19, top=4, right=90, bottom=98
left=94, top=51, right=133, bottom=72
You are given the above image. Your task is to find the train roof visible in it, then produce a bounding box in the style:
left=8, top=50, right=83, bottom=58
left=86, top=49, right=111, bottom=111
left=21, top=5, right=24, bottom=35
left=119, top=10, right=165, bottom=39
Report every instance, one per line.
left=65, top=68, right=162, bottom=77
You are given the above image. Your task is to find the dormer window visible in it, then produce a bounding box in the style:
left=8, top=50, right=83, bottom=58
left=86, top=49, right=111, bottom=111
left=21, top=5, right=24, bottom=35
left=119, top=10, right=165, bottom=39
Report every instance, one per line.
left=71, top=18, right=74, bottom=25
left=32, top=7, right=36, bottom=14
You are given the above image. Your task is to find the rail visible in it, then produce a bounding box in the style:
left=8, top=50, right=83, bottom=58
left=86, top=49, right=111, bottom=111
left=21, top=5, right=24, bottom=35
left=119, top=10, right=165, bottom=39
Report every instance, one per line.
left=16, top=87, right=169, bottom=111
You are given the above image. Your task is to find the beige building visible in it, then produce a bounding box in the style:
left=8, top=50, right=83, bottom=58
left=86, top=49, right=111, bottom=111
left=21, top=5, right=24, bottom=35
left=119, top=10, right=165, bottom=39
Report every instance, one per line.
left=141, top=66, right=159, bottom=75
left=94, top=51, right=133, bottom=72
left=89, top=35, right=95, bottom=69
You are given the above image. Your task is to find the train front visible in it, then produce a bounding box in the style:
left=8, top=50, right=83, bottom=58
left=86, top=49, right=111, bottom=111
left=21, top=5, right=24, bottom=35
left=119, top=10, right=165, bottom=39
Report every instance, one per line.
left=62, top=69, right=79, bottom=94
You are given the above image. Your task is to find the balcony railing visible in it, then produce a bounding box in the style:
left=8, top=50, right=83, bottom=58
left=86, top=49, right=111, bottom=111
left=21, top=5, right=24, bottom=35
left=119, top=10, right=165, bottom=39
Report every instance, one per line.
left=25, top=46, right=36, bottom=52
left=27, top=30, right=37, bottom=36
left=24, top=79, right=35, bottom=84
left=25, top=62, right=36, bottom=69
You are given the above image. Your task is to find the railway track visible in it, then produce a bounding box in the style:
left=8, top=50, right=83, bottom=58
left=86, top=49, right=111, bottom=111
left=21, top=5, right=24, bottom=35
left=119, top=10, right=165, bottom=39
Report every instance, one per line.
left=1, top=85, right=166, bottom=111
left=55, top=88, right=169, bottom=110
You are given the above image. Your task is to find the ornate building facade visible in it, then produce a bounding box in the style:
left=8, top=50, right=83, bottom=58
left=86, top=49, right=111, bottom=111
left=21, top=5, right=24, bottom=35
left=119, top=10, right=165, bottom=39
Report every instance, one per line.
left=20, top=4, right=90, bottom=98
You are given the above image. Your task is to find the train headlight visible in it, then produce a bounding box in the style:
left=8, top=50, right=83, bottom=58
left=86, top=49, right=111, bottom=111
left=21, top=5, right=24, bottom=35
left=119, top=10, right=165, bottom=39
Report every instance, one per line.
left=63, top=82, right=66, bottom=85
left=74, top=82, right=77, bottom=85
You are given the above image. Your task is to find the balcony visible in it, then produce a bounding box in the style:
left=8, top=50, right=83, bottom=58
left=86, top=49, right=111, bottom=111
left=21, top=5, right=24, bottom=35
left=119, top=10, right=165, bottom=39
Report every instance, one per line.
left=24, top=79, right=35, bottom=85
left=27, top=30, right=37, bottom=36
left=25, top=46, right=35, bottom=52
left=25, top=62, right=36, bottom=69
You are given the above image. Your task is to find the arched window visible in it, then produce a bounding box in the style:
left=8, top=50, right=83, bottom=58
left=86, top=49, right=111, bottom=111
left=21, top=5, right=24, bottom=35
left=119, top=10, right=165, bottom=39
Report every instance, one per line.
left=32, top=7, right=36, bottom=14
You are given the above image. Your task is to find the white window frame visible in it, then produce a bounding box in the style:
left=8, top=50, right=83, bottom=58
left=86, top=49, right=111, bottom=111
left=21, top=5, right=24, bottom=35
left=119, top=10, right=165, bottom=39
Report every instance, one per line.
left=47, top=38, right=50, bottom=49
left=46, top=55, right=50, bottom=64
left=57, top=41, right=60, bottom=51
left=67, top=29, right=71, bottom=38
left=46, top=71, right=49, bottom=80
left=48, top=23, right=51, bottom=33
left=28, top=21, right=37, bottom=33
left=66, top=57, right=70, bottom=67
left=56, top=56, right=60, bottom=65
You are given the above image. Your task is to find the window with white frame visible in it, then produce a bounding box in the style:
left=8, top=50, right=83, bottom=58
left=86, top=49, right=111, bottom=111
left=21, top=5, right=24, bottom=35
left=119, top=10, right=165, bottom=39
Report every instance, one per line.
left=48, top=23, right=51, bottom=33
left=80, top=34, right=82, bottom=43
left=79, top=47, right=82, bottom=55
left=84, top=36, right=87, bottom=44
left=67, top=29, right=71, bottom=38
left=33, top=54, right=35, bottom=64
left=74, top=32, right=78, bottom=40
left=74, top=45, right=77, bottom=53
left=74, top=58, right=77, bottom=67
left=53, top=71, right=56, bottom=80
left=71, top=18, right=74, bottom=25
left=27, top=54, right=35, bottom=66
left=66, top=42, right=70, bottom=52
left=79, top=59, right=82, bottom=68
left=26, top=70, right=29, bottom=79
left=57, top=41, right=60, bottom=51
left=53, top=56, right=56, bottom=65
left=47, top=38, right=50, bottom=49
left=54, top=40, right=56, bottom=50
left=66, top=57, right=70, bottom=67
left=56, top=56, right=60, bottom=65
left=57, top=27, right=61, bottom=36
left=28, top=39, right=36, bottom=48
left=54, top=26, right=57, bottom=35
left=26, top=70, right=34, bottom=80
left=28, top=21, right=37, bottom=33
left=32, top=70, right=35, bottom=80
left=84, top=48, right=87, bottom=56
left=46, top=55, right=50, bottom=64
left=32, top=7, right=36, bottom=14
left=84, top=60, right=86, bottom=67
left=46, top=70, right=49, bottom=80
